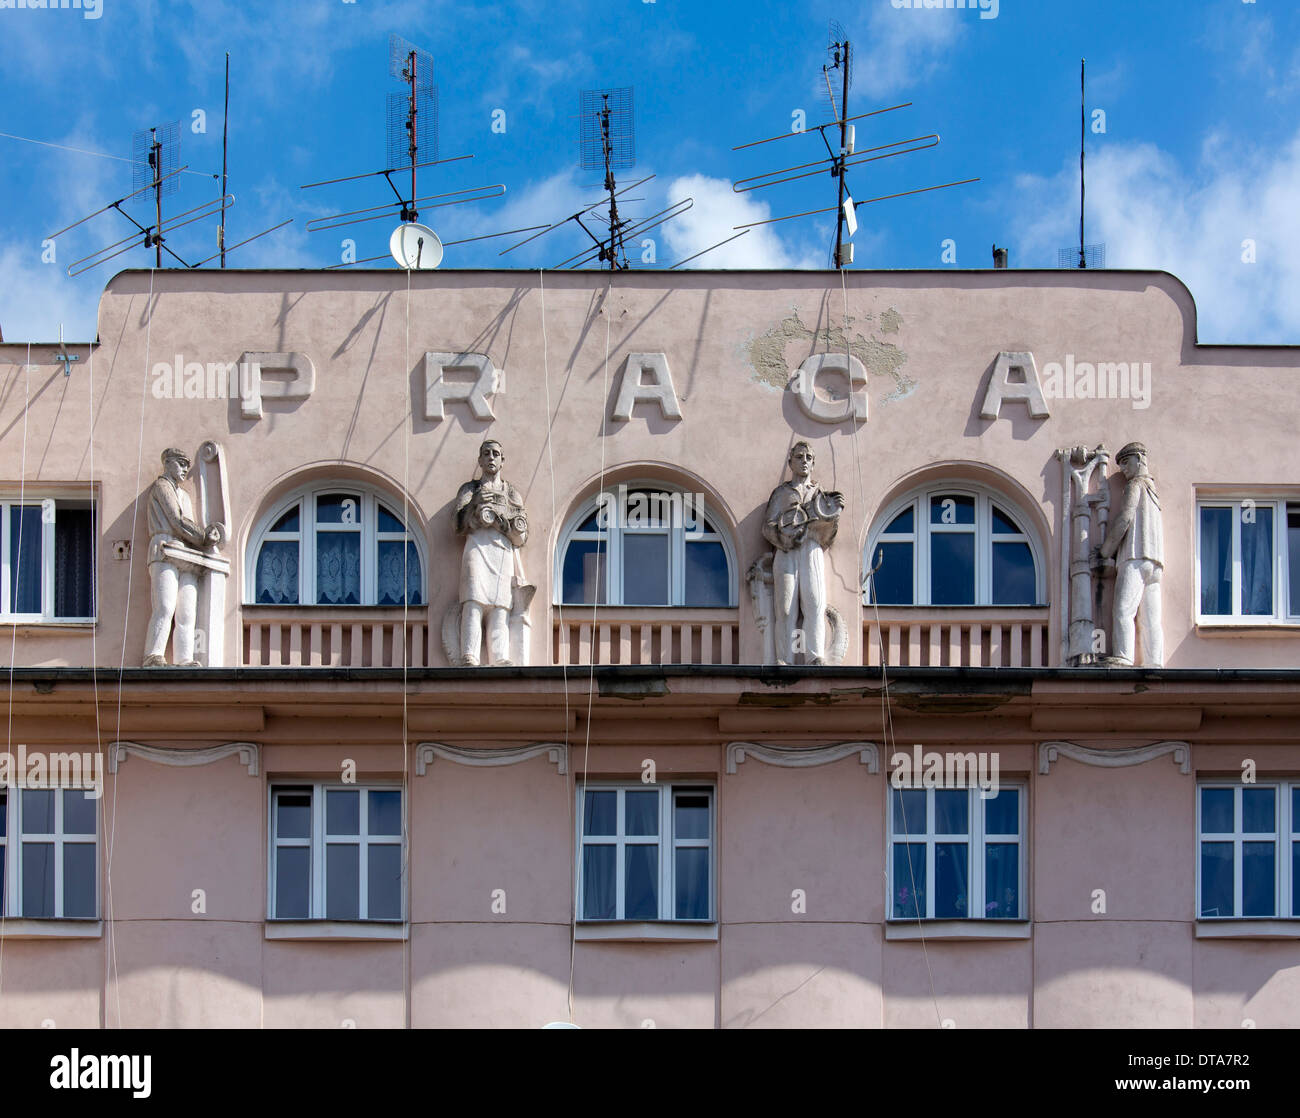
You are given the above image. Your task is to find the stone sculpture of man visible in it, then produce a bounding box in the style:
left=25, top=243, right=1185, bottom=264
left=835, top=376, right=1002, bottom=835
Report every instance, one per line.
left=454, top=439, right=528, bottom=666
left=762, top=441, right=845, bottom=665
left=1094, top=441, right=1163, bottom=667
left=143, top=448, right=223, bottom=667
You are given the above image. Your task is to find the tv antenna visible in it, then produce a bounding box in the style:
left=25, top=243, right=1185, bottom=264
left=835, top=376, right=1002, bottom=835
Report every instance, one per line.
left=1059, top=58, right=1105, bottom=269
left=46, top=117, right=290, bottom=276
left=306, top=34, right=517, bottom=268
left=730, top=27, right=979, bottom=268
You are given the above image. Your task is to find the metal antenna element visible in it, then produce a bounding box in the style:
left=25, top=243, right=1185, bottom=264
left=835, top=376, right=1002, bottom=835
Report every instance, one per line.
left=132, top=122, right=180, bottom=266
left=731, top=33, right=979, bottom=268
left=1058, top=59, right=1105, bottom=270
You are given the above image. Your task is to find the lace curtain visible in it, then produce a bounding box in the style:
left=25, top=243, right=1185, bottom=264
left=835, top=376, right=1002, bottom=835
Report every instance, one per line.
left=316, top=533, right=360, bottom=605
left=256, top=540, right=300, bottom=604
left=377, top=540, right=421, bottom=606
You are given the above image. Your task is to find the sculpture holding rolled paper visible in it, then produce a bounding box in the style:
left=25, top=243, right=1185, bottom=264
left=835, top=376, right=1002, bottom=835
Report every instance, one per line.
left=143, top=444, right=232, bottom=667
left=449, top=439, right=534, bottom=666
left=749, top=441, right=847, bottom=666
left=1059, top=443, right=1110, bottom=666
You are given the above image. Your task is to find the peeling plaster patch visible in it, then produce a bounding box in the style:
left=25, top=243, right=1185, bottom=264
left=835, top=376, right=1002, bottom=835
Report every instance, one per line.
left=745, top=309, right=914, bottom=401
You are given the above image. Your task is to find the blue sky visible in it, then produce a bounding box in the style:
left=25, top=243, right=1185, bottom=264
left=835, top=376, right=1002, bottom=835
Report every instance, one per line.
left=2, top=0, right=1299, bottom=344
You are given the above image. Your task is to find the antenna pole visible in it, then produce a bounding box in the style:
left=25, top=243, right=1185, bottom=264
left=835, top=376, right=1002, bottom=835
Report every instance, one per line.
left=834, top=40, right=851, bottom=269
left=407, top=49, right=419, bottom=221
left=1079, top=57, right=1086, bottom=269
left=220, top=52, right=229, bottom=267
left=601, top=95, right=624, bottom=270
left=150, top=127, right=163, bottom=267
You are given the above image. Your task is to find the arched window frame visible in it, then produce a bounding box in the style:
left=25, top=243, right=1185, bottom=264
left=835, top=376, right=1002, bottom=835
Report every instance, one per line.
left=245, top=483, right=426, bottom=607
left=864, top=483, right=1045, bottom=607
left=553, top=481, right=738, bottom=608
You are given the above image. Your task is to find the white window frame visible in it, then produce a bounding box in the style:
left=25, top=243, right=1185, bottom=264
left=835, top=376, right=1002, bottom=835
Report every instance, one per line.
left=576, top=783, right=715, bottom=923
left=864, top=484, right=1044, bottom=607
left=0, top=496, right=97, bottom=623
left=887, top=782, right=1027, bottom=921
left=2, top=785, right=99, bottom=919
left=1194, top=498, right=1299, bottom=625
left=554, top=482, right=737, bottom=608
left=268, top=783, right=405, bottom=922
left=1196, top=781, right=1296, bottom=920
left=245, top=485, right=425, bottom=607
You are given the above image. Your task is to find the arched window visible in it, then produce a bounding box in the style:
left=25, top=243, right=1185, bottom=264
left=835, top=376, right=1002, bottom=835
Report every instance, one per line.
left=556, top=483, right=736, bottom=607
left=865, top=485, right=1043, bottom=606
left=247, top=486, right=423, bottom=607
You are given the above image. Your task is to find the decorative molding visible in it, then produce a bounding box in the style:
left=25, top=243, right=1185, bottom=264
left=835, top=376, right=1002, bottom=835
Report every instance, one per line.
left=726, top=741, right=879, bottom=775
left=415, top=741, right=568, bottom=776
left=1037, top=739, right=1190, bottom=776
left=107, top=740, right=260, bottom=776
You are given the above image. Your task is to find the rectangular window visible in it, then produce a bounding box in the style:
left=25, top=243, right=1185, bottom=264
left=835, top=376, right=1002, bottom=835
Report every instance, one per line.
left=1197, top=498, right=1299, bottom=623
left=269, top=784, right=403, bottom=921
left=577, top=784, right=713, bottom=922
left=0, top=496, right=96, bottom=622
left=1, top=786, right=98, bottom=919
left=1198, top=782, right=1298, bottom=919
left=889, top=784, right=1025, bottom=920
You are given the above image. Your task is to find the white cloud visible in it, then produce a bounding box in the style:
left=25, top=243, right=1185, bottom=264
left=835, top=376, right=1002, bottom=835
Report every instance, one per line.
left=663, top=174, right=821, bottom=269
left=1013, top=131, right=1300, bottom=343
left=854, top=2, right=963, bottom=101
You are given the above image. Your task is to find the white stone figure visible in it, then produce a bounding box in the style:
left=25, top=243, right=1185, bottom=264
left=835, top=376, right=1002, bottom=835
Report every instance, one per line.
left=761, top=442, right=845, bottom=665
left=453, top=439, right=531, bottom=666
left=1060, top=444, right=1110, bottom=665
left=1093, top=441, right=1163, bottom=667
left=143, top=448, right=224, bottom=667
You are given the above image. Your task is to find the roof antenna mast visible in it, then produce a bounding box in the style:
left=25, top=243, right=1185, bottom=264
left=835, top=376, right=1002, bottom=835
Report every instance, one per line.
left=1078, top=57, right=1086, bottom=269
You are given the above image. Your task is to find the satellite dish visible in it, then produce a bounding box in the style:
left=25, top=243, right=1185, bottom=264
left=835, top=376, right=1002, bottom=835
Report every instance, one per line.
left=542, top=1021, right=581, bottom=1029
left=389, top=222, right=443, bottom=269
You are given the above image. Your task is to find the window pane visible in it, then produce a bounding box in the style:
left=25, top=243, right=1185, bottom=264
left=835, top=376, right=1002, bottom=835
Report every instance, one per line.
left=930, top=495, right=974, bottom=525
left=625, top=790, right=658, bottom=836
left=623, top=533, right=669, bottom=605
left=892, top=788, right=926, bottom=836
left=1199, top=507, right=1232, bottom=615
left=270, top=506, right=299, bottom=533
left=1242, top=787, right=1275, bottom=834
left=885, top=507, right=914, bottom=534
left=1200, top=787, right=1234, bottom=834
left=1289, top=506, right=1300, bottom=616
left=21, top=789, right=54, bottom=834
left=1241, top=506, right=1274, bottom=616
left=582, top=845, right=616, bottom=919
left=1243, top=842, right=1275, bottom=916
left=683, top=541, right=729, bottom=607
left=1199, top=841, right=1233, bottom=917
left=984, top=843, right=1019, bottom=918
left=624, top=845, right=658, bottom=920
left=562, top=539, right=607, bottom=605
left=275, top=846, right=310, bottom=918
left=54, top=506, right=94, bottom=618
left=576, top=509, right=601, bottom=533
left=623, top=489, right=668, bottom=529
left=63, top=843, right=96, bottom=917
left=276, top=793, right=311, bottom=839
left=326, top=789, right=360, bottom=836
left=9, top=505, right=42, bottom=613
left=583, top=791, right=616, bottom=836
left=675, top=847, right=709, bottom=919
left=935, top=790, right=968, bottom=835
left=991, top=505, right=1020, bottom=535
left=893, top=843, right=925, bottom=918
left=22, top=842, right=55, bottom=918
left=376, top=540, right=422, bottom=606
left=367, top=790, right=402, bottom=837
left=367, top=844, right=402, bottom=920
left=63, top=789, right=96, bottom=835
left=377, top=504, right=405, bottom=533
left=674, top=793, right=710, bottom=840
left=316, top=494, right=361, bottom=525
left=255, top=539, right=300, bottom=604
left=1293, top=843, right=1300, bottom=916
left=992, top=541, right=1036, bottom=604
left=316, top=532, right=361, bottom=605
left=869, top=542, right=913, bottom=605
left=930, top=532, right=975, bottom=605
left=985, top=788, right=1019, bottom=835
left=326, top=844, right=360, bottom=920
left=935, top=842, right=968, bottom=918
left=1294, top=788, right=1300, bottom=836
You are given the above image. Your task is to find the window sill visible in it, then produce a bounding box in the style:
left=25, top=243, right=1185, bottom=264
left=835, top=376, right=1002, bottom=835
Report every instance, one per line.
left=1195, top=919, right=1300, bottom=939
left=575, top=921, right=718, bottom=943
left=1195, top=623, right=1300, bottom=636
left=885, top=920, right=1030, bottom=941
left=0, top=620, right=96, bottom=631
left=0, top=919, right=102, bottom=939
left=265, top=920, right=407, bottom=941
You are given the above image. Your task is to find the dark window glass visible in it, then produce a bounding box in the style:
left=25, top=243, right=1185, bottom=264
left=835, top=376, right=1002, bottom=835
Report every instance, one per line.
left=582, top=845, right=615, bottom=919
left=623, top=533, right=669, bottom=605
left=583, top=791, right=616, bottom=836
left=1243, top=787, right=1275, bottom=834
left=276, top=792, right=311, bottom=839
left=270, top=506, right=300, bottom=533
left=930, top=495, right=975, bottom=525
left=935, top=842, right=968, bottom=917
left=683, top=541, right=729, bottom=606
left=893, top=843, right=925, bottom=918
left=316, top=494, right=361, bottom=525
left=992, top=541, right=1036, bottom=604
left=869, top=542, right=913, bottom=604
left=885, top=506, right=914, bottom=534
left=1241, top=506, right=1274, bottom=616
left=367, top=790, right=402, bottom=837
left=63, top=843, right=96, bottom=917
left=377, top=504, right=405, bottom=533
left=985, top=789, right=1019, bottom=835
left=674, top=794, right=710, bottom=840
left=325, top=844, right=360, bottom=920
left=22, top=842, right=55, bottom=918
left=367, top=845, right=402, bottom=920
left=54, top=506, right=94, bottom=618
left=275, top=846, right=309, bottom=919
left=1288, top=506, right=1300, bottom=616
left=985, top=844, right=1019, bottom=918
left=255, top=540, right=300, bottom=605
left=326, top=790, right=360, bottom=836
left=21, top=789, right=54, bottom=834
left=1242, top=842, right=1275, bottom=916
left=1199, top=841, right=1233, bottom=917
left=1201, top=788, right=1234, bottom=834
left=935, top=790, right=969, bottom=835
left=624, top=845, right=658, bottom=919
left=62, top=790, right=96, bottom=836
left=376, top=540, right=422, bottom=606
left=9, top=505, right=42, bottom=614
left=991, top=505, right=1020, bottom=535
left=562, top=539, right=606, bottom=605
left=1200, top=507, right=1232, bottom=615
left=675, top=847, right=709, bottom=919
left=892, top=788, right=926, bottom=836
left=930, top=532, right=975, bottom=605
left=624, top=790, right=658, bottom=836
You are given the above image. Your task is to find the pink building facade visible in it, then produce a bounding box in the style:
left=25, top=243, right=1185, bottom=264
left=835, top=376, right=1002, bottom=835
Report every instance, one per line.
left=0, top=267, right=1297, bottom=1028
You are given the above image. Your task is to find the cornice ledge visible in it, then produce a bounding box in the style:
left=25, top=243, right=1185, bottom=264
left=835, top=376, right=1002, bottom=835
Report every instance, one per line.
left=414, top=741, right=568, bottom=776
left=108, top=740, right=260, bottom=776
left=1038, top=739, right=1190, bottom=776
left=726, top=741, right=879, bottom=775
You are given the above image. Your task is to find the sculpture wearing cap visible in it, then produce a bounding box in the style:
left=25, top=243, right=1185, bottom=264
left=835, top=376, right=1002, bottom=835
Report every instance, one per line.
left=1093, top=441, right=1164, bottom=666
